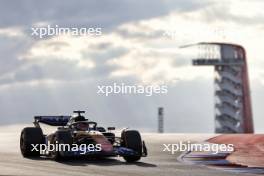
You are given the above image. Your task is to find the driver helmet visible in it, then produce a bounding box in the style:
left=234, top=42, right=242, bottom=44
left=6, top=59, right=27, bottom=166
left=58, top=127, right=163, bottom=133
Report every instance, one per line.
left=76, top=122, right=89, bottom=131
left=70, top=115, right=88, bottom=131
left=74, top=115, right=86, bottom=122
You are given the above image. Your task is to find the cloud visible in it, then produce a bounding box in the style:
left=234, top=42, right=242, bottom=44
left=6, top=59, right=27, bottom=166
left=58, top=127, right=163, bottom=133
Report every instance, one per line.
left=0, top=77, right=214, bottom=133
left=0, top=0, right=210, bottom=29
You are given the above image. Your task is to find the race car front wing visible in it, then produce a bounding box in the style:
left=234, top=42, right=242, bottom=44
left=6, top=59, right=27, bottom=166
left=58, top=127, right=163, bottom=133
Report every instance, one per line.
left=59, top=142, right=147, bottom=158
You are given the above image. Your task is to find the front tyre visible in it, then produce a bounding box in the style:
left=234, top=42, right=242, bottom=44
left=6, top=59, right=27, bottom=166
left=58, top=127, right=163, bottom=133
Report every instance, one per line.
left=50, top=130, right=72, bottom=161
left=121, top=130, right=142, bottom=162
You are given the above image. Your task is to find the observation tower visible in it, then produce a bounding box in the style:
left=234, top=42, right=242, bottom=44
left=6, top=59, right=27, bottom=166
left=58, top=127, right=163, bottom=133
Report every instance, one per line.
left=189, top=42, right=254, bottom=133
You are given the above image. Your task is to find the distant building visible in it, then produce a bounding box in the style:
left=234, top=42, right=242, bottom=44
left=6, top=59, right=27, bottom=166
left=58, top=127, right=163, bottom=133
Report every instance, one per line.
left=192, top=42, right=254, bottom=133
left=158, top=107, right=164, bottom=133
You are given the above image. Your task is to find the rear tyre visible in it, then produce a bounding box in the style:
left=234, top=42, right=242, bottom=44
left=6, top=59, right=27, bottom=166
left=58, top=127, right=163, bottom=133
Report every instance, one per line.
left=20, top=127, right=44, bottom=157
left=121, top=130, right=142, bottom=162
left=51, top=130, right=72, bottom=161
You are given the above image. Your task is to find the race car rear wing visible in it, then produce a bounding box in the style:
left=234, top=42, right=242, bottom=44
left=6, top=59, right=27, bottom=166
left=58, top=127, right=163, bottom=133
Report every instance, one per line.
left=34, top=116, right=71, bottom=126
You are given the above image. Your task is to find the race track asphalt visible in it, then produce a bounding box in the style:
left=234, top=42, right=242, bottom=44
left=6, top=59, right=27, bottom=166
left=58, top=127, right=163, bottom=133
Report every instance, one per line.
left=0, top=125, right=256, bottom=176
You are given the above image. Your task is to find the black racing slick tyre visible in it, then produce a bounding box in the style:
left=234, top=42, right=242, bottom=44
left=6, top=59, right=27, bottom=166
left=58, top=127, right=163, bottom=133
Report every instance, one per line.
left=51, top=130, right=72, bottom=161
left=121, top=130, right=142, bottom=162
left=20, top=127, right=45, bottom=157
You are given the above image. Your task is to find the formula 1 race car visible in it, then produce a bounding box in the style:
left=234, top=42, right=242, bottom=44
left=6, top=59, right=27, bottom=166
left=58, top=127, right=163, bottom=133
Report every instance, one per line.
left=20, top=111, right=147, bottom=162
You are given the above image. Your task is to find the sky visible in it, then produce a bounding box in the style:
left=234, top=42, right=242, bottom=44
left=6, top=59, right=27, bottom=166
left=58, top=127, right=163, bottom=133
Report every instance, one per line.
left=0, top=0, right=263, bottom=133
